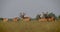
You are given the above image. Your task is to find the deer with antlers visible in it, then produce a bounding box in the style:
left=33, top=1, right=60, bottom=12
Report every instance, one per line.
left=38, top=12, right=55, bottom=22
left=20, top=12, right=30, bottom=22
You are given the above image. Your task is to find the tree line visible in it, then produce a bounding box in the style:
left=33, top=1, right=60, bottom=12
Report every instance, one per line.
left=0, top=12, right=60, bottom=20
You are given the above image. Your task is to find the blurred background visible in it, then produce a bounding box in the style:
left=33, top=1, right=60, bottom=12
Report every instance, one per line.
left=0, top=0, right=60, bottom=32
left=0, top=0, right=60, bottom=18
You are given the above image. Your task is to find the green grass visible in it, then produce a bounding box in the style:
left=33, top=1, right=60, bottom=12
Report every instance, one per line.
left=0, top=20, right=60, bottom=32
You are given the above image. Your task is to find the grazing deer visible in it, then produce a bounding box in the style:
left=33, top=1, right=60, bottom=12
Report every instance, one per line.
left=3, top=18, right=8, bottom=22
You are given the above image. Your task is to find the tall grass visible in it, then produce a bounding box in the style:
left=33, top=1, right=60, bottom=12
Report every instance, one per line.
left=0, top=20, right=60, bottom=32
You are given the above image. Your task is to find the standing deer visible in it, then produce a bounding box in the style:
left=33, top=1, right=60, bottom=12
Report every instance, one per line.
left=20, top=12, right=30, bottom=22
left=3, top=18, right=8, bottom=22
left=39, top=12, right=48, bottom=21
left=13, top=17, right=19, bottom=22
left=48, top=16, right=55, bottom=22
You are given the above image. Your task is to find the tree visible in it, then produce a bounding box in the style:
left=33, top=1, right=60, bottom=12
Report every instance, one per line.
left=48, top=12, right=57, bottom=19
left=36, top=14, right=41, bottom=20
left=58, top=15, right=60, bottom=19
left=0, top=18, right=3, bottom=20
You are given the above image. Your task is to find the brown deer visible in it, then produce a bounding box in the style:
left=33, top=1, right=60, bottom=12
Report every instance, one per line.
left=38, top=12, right=48, bottom=22
left=48, top=16, right=55, bottom=22
left=39, top=12, right=55, bottom=22
left=23, top=16, right=30, bottom=22
left=39, top=17, right=47, bottom=22
left=3, top=18, right=8, bottom=22
left=20, top=12, right=30, bottom=22
left=13, top=17, right=19, bottom=22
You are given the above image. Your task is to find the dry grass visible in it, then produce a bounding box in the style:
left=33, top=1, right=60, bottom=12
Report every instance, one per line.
left=0, top=20, right=60, bottom=32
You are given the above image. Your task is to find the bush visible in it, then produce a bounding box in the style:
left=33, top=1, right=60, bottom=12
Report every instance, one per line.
left=0, top=18, right=3, bottom=20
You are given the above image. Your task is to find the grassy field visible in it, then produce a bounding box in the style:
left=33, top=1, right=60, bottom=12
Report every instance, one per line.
left=0, top=20, right=60, bottom=32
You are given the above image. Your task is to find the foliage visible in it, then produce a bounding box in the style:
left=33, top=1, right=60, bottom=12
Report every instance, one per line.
left=0, top=20, right=60, bottom=32
left=36, top=14, right=41, bottom=20
left=58, top=15, right=60, bottom=19
left=48, top=12, right=57, bottom=19
left=0, top=18, right=3, bottom=20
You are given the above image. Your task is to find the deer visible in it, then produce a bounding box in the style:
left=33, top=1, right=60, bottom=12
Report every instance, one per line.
left=48, top=16, right=55, bottom=22
left=13, top=17, right=19, bottom=22
left=20, top=12, right=30, bottom=22
left=3, top=18, right=8, bottom=22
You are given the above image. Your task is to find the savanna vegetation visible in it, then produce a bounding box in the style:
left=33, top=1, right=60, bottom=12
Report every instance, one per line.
left=0, top=12, right=60, bottom=32
left=0, top=20, right=60, bottom=32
